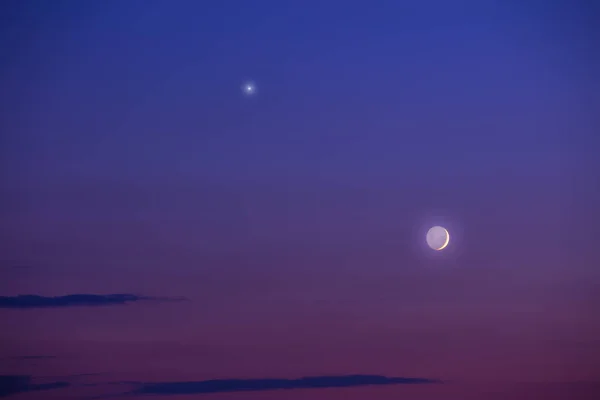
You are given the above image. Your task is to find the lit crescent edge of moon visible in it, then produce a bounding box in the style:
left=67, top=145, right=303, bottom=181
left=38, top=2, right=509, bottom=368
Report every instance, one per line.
left=435, top=228, right=450, bottom=251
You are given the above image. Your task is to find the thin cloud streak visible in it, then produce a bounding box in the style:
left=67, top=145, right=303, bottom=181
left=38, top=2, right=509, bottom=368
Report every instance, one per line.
left=0, top=375, right=69, bottom=398
left=125, top=375, right=440, bottom=396
left=0, top=294, right=187, bottom=309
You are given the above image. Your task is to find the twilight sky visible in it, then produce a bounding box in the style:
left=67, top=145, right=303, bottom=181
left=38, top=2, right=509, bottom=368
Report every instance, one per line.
left=1, top=1, right=599, bottom=399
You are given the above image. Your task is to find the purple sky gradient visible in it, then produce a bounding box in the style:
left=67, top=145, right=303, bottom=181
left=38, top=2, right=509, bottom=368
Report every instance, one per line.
left=1, top=1, right=599, bottom=398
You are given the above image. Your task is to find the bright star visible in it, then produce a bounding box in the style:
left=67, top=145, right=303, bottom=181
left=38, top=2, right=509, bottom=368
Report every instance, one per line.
left=242, top=81, right=256, bottom=96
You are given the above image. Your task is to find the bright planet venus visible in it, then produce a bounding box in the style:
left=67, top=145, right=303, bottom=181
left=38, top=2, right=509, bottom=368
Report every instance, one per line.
left=426, top=226, right=450, bottom=251
left=242, top=81, right=256, bottom=96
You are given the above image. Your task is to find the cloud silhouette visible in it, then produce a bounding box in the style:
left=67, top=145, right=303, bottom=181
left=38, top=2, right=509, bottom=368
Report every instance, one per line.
left=1, top=265, right=31, bottom=270
left=0, top=373, right=440, bottom=398
left=7, top=356, right=56, bottom=360
left=0, top=294, right=185, bottom=309
left=0, top=375, right=69, bottom=398
left=124, top=375, right=440, bottom=396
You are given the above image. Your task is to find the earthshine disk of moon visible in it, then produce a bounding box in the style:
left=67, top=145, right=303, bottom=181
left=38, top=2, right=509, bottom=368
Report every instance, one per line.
left=426, top=226, right=450, bottom=251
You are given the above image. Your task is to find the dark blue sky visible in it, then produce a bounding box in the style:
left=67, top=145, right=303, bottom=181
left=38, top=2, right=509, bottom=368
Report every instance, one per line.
left=2, top=0, right=596, bottom=184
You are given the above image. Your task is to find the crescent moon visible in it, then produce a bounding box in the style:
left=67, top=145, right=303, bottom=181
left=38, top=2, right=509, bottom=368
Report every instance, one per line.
left=437, top=228, right=450, bottom=250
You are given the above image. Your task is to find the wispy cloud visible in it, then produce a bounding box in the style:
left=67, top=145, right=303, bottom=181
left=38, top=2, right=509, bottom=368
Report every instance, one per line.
left=0, top=373, right=439, bottom=398
left=0, top=375, right=69, bottom=398
left=122, top=375, right=440, bottom=396
left=0, top=265, right=32, bottom=270
left=7, top=356, right=56, bottom=360
left=0, top=294, right=186, bottom=309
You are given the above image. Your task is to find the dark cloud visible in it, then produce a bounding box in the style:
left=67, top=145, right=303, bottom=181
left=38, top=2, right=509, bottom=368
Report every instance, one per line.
left=125, top=375, right=440, bottom=396
left=0, top=294, right=186, bottom=309
left=0, top=374, right=439, bottom=398
left=0, top=375, right=69, bottom=398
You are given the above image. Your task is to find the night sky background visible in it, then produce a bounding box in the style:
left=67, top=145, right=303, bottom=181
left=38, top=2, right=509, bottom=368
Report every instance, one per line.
left=1, top=1, right=599, bottom=399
